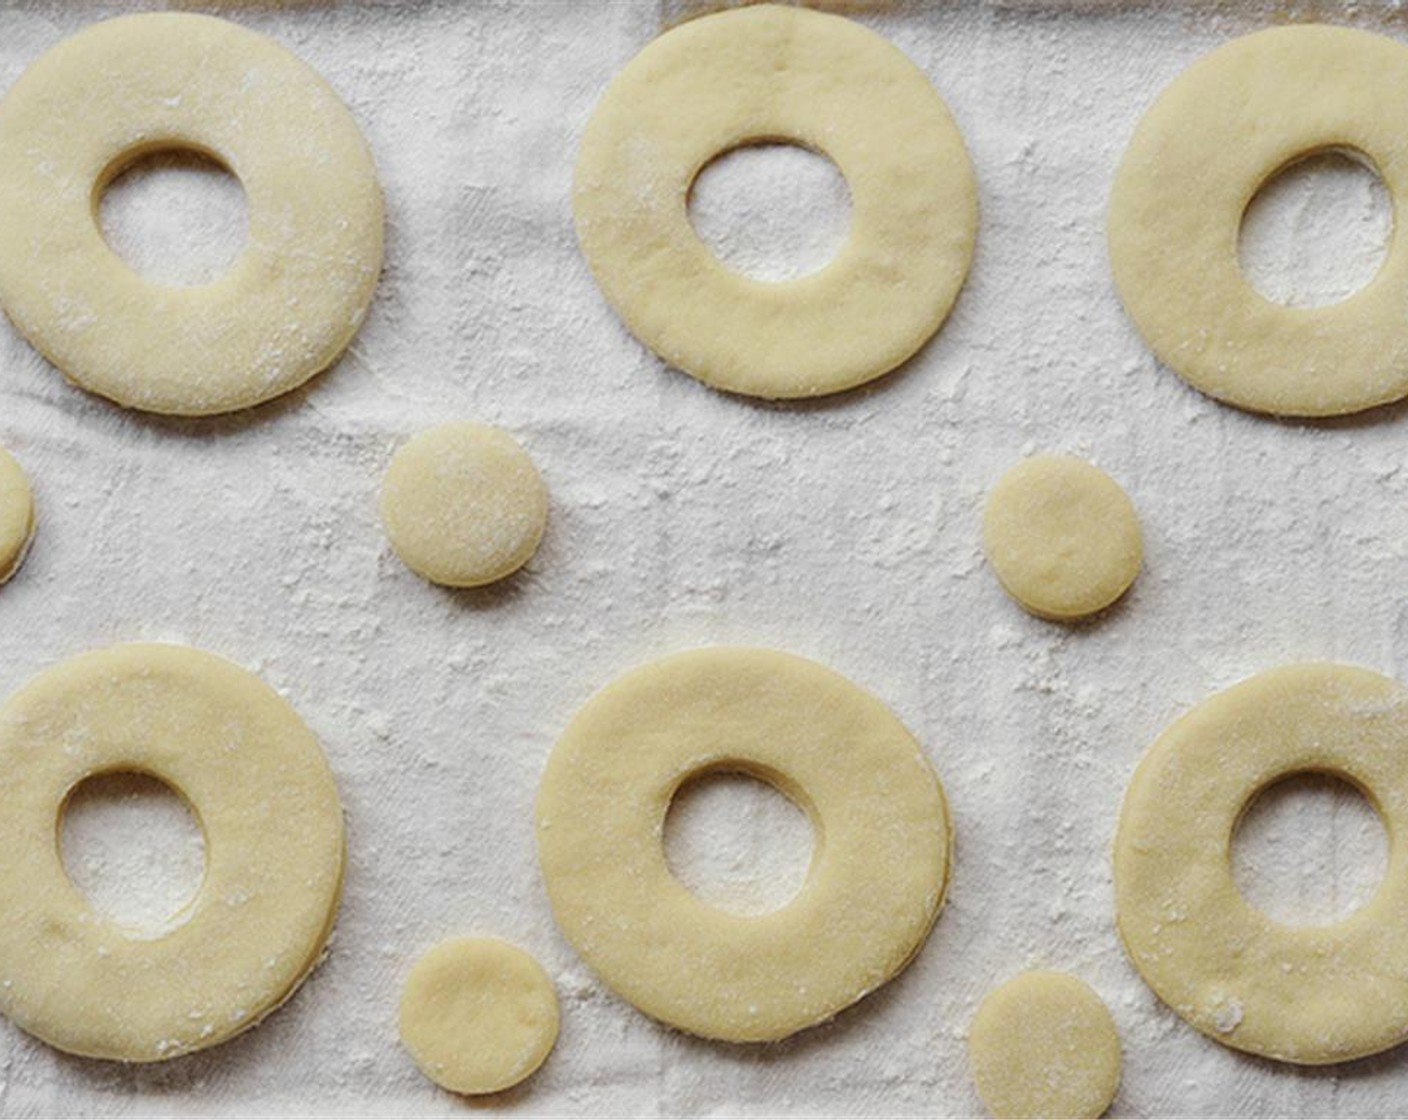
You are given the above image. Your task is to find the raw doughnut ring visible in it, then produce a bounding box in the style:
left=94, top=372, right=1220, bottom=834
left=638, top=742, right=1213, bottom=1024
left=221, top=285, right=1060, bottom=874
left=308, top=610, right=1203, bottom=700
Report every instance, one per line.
left=0, top=13, right=383, bottom=416
left=536, top=647, right=952, bottom=1042
left=573, top=3, right=978, bottom=400
left=1115, top=663, right=1408, bottom=1064
left=0, top=643, right=345, bottom=1062
left=0, top=445, right=35, bottom=586
left=1109, top=26, right=1408, bottom=417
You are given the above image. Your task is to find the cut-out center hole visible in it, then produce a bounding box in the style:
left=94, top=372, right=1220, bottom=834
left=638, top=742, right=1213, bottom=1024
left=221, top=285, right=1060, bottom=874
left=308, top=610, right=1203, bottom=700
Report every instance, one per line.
left=1239, top=150, right=1391, bottom=308
left=689, top=143, right=851, bottom=282
left=1232, top=773, right=1387, bottom=927
left=664, top=769, right=814, bottom=916
left=99, top=149, right=249, bottom=286
left=60, top=772, right=206, bottom=933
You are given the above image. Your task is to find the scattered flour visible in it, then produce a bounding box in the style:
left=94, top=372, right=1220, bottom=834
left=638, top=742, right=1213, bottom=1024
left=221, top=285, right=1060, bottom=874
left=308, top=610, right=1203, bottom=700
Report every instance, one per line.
left=0, top=1, right=1404, bottom=1116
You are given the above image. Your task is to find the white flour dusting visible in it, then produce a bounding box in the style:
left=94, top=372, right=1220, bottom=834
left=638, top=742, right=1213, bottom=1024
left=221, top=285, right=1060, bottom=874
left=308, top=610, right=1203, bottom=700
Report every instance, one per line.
left=0, top=1, right=1406, bottom=1116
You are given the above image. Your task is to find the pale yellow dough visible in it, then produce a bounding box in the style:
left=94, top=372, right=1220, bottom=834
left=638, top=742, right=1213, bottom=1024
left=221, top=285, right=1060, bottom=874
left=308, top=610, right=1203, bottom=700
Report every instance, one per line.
left=399, top=937, right=559, bottom=1096
left=1115, top=663, right=1408, bottom=1064
left=968, top=971, right=1121, bottom=1120
left=573, top=4, right=977, bottom=399
left=380, top=422, right=548, bottom=588
left=0, top=446, right=35, bottom=585
left=982, top=455, right=1141, bottom=621
left=0, top=13, right=383, bottom=416
left=536, top=647, right=952, bottom=1042
left=0, top=643, right=345, bottom=1062
left=1109, top=25, right=1408, bottom=416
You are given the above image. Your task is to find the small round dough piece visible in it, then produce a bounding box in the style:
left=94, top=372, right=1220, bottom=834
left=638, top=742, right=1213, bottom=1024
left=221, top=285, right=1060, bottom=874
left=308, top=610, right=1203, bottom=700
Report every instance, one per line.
left=1115, top=663, right=1408, bottom=1064
left=982, top=455, right=1142, bottom=621
left=536, top=647, right=952, bottom=1042
left=969, top=971, right=1121, bottom=1120
left=399, top=937, right=559, bottom=1096
left=0, top=445, right=35, bottom=585
left=574, top=4, right=977, bottom=399
left=0, top=13, right=383, bottom=416
left=0, top=643, right=345, bottom=1062
left=1109, top=25, right=1408, bottom=416
left=380, top=421, right=547, bottom=589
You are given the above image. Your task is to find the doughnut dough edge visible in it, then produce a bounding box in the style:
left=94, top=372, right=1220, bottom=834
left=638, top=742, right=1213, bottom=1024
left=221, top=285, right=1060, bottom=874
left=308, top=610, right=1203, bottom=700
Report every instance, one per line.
left=536, top=647, right=952, bottom=1042
left=0, top=445, right=35, bottom=585
left=0, top=643, right=346, bottom=1061
left=1115, top=663, right=1408, bottom=1064
left=574, top=3, right=977, bottom=399
left=0, top=12, right=384, bottom=416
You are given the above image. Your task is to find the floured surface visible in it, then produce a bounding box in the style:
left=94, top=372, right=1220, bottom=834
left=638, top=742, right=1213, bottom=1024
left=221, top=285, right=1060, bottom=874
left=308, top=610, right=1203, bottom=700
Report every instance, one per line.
left=0, top=0, right=1405, bottom=1114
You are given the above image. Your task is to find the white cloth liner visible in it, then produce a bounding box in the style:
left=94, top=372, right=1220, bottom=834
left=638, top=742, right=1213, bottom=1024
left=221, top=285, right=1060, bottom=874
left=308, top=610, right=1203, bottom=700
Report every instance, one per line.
left=0, top=1, right=1403, bottom=1115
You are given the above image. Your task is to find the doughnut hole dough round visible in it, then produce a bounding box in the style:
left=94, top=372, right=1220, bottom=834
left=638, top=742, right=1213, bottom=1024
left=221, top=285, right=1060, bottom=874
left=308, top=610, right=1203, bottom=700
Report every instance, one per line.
left=1109, top=25, right=1408, bottom=417
left=535, top=647, right=952, bottom=1042
left=573, top=3, right=978, bottom=399
left=982, top=455, right=1142, bottom=621
left=968, top=971, right=1121, bottom=1120
left=1114, top=663, right=1408, bottom=1064
left=380, top=422, right=548, bottom=589
left=0, top=643, right=345, bottom=1062
left=398, top=937, right=559, bottom=1096
left=0, top=12, right=384, bottom=416
left=0, top=446, right=35, bottom=585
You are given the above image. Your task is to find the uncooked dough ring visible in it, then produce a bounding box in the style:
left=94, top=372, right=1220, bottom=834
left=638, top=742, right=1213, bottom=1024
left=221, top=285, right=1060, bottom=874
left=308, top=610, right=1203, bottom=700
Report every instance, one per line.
left=0, top=13, right=383, bottom=416
left=1109, top=25, right=1408, bottom=417
left=573, top=4, right=978, bottom=399
left=1115, top=663, right=1408, bottom=1064
left=535, top=647, right=952, bottom=1042
left=0, top=445, right=35, bottom=585
left=0, top=643, right=346, bottom=1062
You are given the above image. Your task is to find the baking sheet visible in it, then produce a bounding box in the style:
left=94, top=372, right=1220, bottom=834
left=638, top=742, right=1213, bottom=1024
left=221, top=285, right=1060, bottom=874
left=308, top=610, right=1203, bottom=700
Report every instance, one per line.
left=1, top=1, right=1407, bottom=1115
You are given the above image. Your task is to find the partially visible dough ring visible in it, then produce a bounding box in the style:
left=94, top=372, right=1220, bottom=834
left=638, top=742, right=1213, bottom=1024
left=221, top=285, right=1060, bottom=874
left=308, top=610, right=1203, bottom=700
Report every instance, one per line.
left=573, top=4, right=978, bottom=399
left=0, top=445, right=35, bottom=585
left=1109, top=25, right=1408, bottom=417
left=0, top=643, right=346, bottom=1061
left=536, top=647, right=952, bottom=1042
left=0, top=13, right=383, bottom=416
left=1115, top=663, right=1408, bottom=1064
